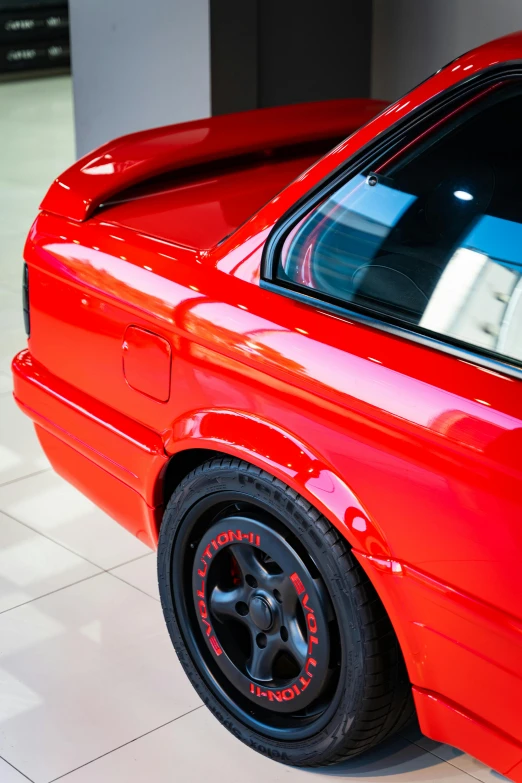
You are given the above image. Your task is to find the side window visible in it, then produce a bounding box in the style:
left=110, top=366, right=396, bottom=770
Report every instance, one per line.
left=277, top=91, right=522, bottom=364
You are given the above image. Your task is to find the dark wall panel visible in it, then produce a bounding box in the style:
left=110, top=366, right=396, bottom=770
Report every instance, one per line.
left=257, top=0, right=372, bottom=108
left=210, top=0, right=258, bottom=115
left=210, top=0, right=372, bottom=115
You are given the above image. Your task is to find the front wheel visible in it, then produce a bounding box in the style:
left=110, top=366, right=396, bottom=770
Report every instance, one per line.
left=157, top=458, right=413, bottom=766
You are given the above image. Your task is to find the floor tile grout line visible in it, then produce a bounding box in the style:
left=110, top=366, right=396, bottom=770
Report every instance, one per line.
left=0, top=753, right=35, bottom=782
left=0, top=546, right=158, bottom=614
left=421, top=749, right=502, bottom=783
left=0, top=509, right=103, bottom=570
left=0, top=571, right=102, bottom=616
left=404, top=737, right=492, bottom=782
left=422, top=751, right=491, bottom=782
left=1, top=507, right=159, bottom=606
left=0, top=468, right=51, bottom=488
left=1, top=509, right=153, bottom=574
left=105, top=550, right=154, bottom=571
left=47, top=705, right=204, bottom=782
left=106, top=569, right=160, bottom=601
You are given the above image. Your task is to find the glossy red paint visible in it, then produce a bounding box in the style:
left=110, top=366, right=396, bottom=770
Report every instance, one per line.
left=99, top=152, right=327, bottom=251
left=11, top=33, right=522, bottom=780
left=122, top=325, right=171, bottom=402
left=41, top=98, right=384, bottom=223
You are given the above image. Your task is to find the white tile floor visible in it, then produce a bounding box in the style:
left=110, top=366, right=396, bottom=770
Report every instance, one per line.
left=0, top=74, right=509, bottom=783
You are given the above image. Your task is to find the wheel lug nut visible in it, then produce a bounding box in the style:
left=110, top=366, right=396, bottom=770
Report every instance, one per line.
left=280, top=626, right=288, bottom=642
left=235, top=601, right=249, bottom=616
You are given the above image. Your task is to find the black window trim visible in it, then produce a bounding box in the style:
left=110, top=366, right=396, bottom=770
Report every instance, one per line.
left=261, top=62, right=522, bottom=382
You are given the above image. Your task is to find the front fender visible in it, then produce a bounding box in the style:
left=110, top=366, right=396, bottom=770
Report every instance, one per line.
left=163, top=408, right=391, bottom=559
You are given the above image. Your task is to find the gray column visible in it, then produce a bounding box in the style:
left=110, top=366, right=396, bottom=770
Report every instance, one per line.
left=69, top=0, right=211, bottom=158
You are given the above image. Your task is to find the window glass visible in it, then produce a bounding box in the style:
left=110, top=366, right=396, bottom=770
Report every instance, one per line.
left=278, top=91, right=522, bottom=364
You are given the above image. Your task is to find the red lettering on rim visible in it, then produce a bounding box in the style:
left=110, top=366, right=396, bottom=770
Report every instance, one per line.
left=198, top=599, right=212, bottom=636
left=302, top=593, right=314, bottom=613
left=209, top=635, right=223, bottom=656
left=308, top=636, right=319, bottom=655
left=229, top=530, right=243, bottom=542
left=249, top=672, right=320, bottom=702
left=299, top=675, right=311, bottom=691
left=290, top=572, right=305, bottom=595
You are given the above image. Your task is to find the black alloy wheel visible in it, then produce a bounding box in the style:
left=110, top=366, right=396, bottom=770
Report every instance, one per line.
left=158, top=458, right=414, bottom=766
left=192, top=515, right=336, bottom=722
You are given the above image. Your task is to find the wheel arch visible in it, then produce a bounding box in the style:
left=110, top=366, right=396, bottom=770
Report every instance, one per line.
left=159, top=408, right=392, bottom=560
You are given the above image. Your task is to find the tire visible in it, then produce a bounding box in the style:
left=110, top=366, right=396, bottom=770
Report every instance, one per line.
left=157, top=457, right=414, bottom=767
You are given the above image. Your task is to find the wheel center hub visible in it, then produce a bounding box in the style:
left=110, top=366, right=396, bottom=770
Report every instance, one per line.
left=249, top=595, right=273, bottom=631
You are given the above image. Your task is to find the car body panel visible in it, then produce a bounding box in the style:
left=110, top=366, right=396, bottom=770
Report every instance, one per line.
left=12, top=32, right=522, bottom=781
left=41, top=98, right=385, bottom=223
left=412, top=686, right=522, bottom=778
left=97, top=152, right=330, bottom=251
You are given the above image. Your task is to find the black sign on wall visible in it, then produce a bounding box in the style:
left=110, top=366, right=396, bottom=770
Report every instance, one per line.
left=0, top=0, right=69, bottom=73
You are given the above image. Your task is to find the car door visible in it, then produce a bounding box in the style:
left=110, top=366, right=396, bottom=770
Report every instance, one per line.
left=253, top=77, right=522, bottom=743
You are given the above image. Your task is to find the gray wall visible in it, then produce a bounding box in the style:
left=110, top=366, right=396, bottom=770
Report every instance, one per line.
left=372, top=0, right=522, bottom=101
left=69, top=0, right=211, bottom=158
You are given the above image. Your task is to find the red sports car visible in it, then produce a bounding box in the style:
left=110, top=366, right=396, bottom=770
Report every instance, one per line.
left=12, top=32, right=522, bottom=779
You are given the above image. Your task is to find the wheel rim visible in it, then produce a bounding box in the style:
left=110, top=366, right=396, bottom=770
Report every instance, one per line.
left=174, top=496, right=343, bottom=737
